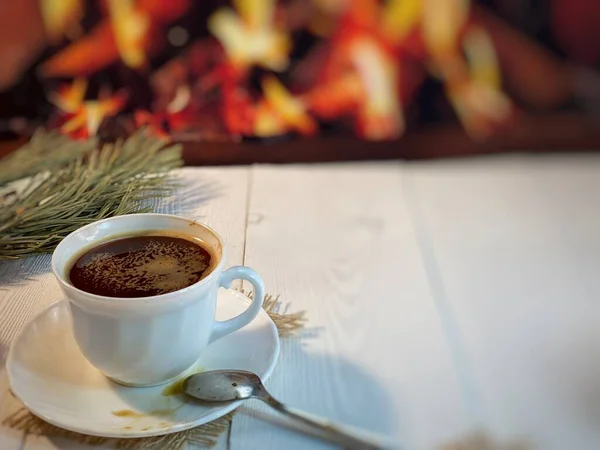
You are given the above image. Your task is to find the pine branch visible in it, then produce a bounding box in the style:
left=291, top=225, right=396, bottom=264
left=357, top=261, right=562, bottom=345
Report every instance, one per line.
left=0, top=130, right=98, bottom=186
left=0, top=130, right=183, bottom=260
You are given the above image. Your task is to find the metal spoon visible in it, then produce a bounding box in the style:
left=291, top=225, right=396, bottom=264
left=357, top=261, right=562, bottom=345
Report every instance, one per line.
left=183, top=369, right=396, bottom=449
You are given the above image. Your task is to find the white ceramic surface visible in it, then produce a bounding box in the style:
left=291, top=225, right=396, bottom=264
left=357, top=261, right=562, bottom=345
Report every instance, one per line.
left=6, top=290, right=280, bottom=438
left=51, top=213, right=266, bottom=386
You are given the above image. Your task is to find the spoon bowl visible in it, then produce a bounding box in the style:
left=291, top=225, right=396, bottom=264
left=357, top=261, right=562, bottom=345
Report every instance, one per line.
left=183, top=370, right=260, bottom=402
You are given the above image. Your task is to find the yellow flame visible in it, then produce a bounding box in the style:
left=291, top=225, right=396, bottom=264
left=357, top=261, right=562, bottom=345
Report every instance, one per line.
left=49, top=78, right=87, bottom=113
left=208, top=2, right=291, bottom=72
left=254, top=103, right=283, bottom=137
left=108, top=0, right=150, bottom=69
left=350, top=37, right=404, bottom=140
left=422, top=0, right=470, bottom=58
left=261, top=76, right=315, bottom=134
left=166, top=85, right=191, bottom=114
left=233, top=0, right=274, bottom=29
left=61, top=97, right=123, bottom=136
left=381, top=0, right=421, bottom=43
left=39, top=0, right=83, bottom=42
left=463, top=26, right=501, bottom=89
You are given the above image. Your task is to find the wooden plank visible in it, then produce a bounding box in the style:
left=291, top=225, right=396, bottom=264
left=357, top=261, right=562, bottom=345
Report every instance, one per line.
left=0, top=256, right=58, bottom=449
left=230, top=163, right=474, bottom=449
left=0, top=370, right=24, bottom=450
left=0, top=167, right=249, bottom=449
left=408, top=155, right=600, bottom=450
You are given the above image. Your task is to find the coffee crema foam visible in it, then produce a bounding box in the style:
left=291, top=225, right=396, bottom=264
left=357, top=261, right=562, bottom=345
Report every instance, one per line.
left=68, top=235, right=213, bottom=298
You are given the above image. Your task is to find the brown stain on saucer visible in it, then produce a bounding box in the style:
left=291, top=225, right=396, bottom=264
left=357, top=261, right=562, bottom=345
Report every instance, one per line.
left=115, top=411, right=177, bottom=432
left=112, top=408, right=176, bottom=418
left=112, top=409, right=144, bottom=418
left=112, top=373, right=202, bottom=429
left=161, top=378, right=186, bottom=397
left=161, top=366, right=204, bottom=397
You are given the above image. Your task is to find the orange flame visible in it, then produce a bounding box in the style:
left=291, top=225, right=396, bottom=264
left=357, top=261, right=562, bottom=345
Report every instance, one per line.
left=107, top=0, right=151, bottom=69
left=305, top=2, right=408, bottom=140
left=60, top=93, right=126, bottom=139
left=41, top=0, right=190, bottom=77
left=134, top=110, right=170, bottom=140
left=40, top=0, right=512, bottom=142
left=220, top=76, right=316, bottom=138
left=381, top=0, right=421, bottom=44
left=258, top=76, right=316, bottom=136
left=306, top=0, right=510, bottom=140
left=349, top=37, right=404, bottom=140
left=49, top=78, right=87, bottom=114
left=134, top=85, right=193, bottom=140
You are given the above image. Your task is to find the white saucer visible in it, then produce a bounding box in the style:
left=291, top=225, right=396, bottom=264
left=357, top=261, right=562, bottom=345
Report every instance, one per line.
left=6, top=289, right=280, bottom=438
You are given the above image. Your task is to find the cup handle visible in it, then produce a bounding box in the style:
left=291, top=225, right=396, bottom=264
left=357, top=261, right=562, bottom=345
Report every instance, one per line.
left=210, top=266, right=265, bottom=343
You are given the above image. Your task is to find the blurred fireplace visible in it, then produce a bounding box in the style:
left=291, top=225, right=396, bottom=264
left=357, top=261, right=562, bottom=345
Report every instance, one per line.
left=0, top=0, right=599, bottom=163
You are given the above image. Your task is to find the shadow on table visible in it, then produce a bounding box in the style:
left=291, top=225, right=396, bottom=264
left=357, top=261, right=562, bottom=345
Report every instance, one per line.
left=150, top=177, right=222, bottom=218
left=233, top=337, right=399, bottom=447
left=546, top=330, right=600, bottom=430
left=0, top=343, right=8, bottom=367
left=0, top=254, right=51, bottom=287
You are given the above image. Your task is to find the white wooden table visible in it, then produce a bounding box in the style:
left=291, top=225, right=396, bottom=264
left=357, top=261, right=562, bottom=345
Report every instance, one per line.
left=1, top=156, right=600, bottom=449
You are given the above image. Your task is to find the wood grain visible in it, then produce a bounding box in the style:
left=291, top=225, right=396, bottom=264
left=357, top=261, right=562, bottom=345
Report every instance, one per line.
left=230, top=164, right=474, bottom=449
left=408, top=154, right=600, bottom=450
left=3, top=159, right=599, bottom=449
left=0, top=371, right=24, bottom=450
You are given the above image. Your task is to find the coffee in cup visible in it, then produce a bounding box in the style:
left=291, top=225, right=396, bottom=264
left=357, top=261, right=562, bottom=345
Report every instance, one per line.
left=68, top=233, right=217, bottom=298
left=51, top=214, right=265, bottom=387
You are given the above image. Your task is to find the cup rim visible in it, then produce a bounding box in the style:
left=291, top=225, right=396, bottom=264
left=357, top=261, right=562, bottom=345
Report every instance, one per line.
left=51, top=213, right=226, bottom=303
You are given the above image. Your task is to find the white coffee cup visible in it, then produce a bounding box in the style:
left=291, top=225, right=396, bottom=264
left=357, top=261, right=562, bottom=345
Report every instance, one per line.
left=51, top=213, right=265, bottom=387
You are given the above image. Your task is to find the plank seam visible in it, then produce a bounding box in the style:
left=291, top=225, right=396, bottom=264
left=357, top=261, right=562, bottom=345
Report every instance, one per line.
left=400, top=168, right=488, bottom=429
left=241, top=167, right=254, bottom=267
left=229, top=166, right=253, bottom=450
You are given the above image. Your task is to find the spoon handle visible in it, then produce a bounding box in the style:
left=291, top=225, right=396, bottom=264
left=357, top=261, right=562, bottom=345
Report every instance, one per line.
left=260, top=393, right=394, bottom=449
